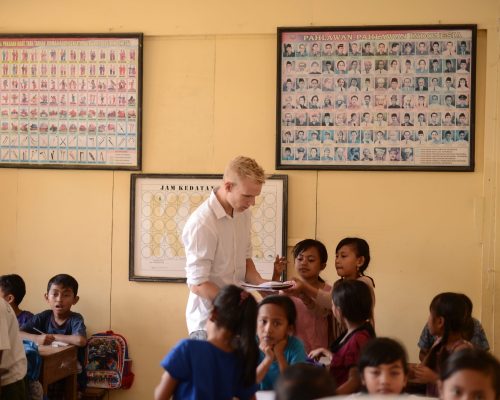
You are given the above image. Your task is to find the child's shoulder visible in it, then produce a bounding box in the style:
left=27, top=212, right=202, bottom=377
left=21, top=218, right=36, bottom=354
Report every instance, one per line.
left=68, top=311, right=85, bottom=321
left=357, top=275, right=375, bottom=289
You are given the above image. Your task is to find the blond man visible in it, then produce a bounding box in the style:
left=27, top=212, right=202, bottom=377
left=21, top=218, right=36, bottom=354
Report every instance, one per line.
left=182, top=156, right=284, bottom=339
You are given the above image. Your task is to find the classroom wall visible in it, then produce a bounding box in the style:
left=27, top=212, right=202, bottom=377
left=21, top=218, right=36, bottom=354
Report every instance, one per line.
left=0, top=1, right=499, bottom=399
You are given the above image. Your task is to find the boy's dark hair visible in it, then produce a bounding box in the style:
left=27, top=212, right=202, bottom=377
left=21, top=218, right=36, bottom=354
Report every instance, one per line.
left=47, top=274, right=79, bottom=296
left=335, top=237, right=371, bottom=274
left=359, top=337, right=409, bottom=377
left=212, top=285, right=258, bottom=386
left=275, top=363, right=336, bottom=400
left=440, top=348, right=500, bottom=399
left=0, top=274, right=27, bottom=305
left=258, top=295, right=297, bottom=327
left=332, top=279, right=372, bottom=324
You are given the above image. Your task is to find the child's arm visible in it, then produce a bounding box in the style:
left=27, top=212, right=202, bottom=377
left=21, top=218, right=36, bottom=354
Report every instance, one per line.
left=335, top=366, right=361, bottom=395
left=412, top=364, right=438, bottom=384
left=51, top=333, right=87, bottom=347
left=308, top=347, right=333, bottom=360
left=19, top=331, right=55, bottom=346
left=256, top=345, right=274, bottom=383
left=154, top=371, right=178, bottom=400
left=274, top=337, right=290, bottom=373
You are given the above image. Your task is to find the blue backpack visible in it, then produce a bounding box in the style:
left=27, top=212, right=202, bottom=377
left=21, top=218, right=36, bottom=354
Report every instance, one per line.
left=23, top=339, right=42, bottom=381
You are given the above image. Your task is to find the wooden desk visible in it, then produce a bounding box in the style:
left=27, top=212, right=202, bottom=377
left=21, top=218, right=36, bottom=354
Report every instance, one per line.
left=39, top=344, right=78, bottom=400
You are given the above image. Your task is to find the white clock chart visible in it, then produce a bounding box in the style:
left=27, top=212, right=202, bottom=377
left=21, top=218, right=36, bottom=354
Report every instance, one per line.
left=134, top=178, right=284, bottom=279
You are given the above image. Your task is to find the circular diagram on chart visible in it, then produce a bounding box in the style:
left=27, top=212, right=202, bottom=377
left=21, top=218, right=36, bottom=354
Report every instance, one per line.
left=138, top=183, right=279, bottom=272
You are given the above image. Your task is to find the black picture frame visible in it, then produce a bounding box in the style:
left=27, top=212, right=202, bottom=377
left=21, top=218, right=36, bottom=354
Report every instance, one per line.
left=0, top=33, right=143, bottom=170
left=276, top=25, right=476, bottom=171
left=129, top=174, right=288, bottom=282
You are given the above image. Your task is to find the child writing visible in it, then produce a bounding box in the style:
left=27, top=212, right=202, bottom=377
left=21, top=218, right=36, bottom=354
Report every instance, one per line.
left=287, top=239, right=332, bottom=353
left=358, top=337, right=409, bottom=395
left=309, top=279, right=375, bottom=394
left=412, top=292, right=473, bottom=396
left=154, top=284, right=259, bottom=400
left=256, top=295, right=307, bottom=390
left=0, top=274, right=34, bottom=327
left=21, top=274, right=86, bottom=347
left=21, top=274, right=87, bottom=394
left=439, top=348, right=500, bottom=400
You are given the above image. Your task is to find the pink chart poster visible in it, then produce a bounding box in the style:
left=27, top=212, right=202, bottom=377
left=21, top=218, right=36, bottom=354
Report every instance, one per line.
left=277, top=26, right=476, bottom=171
left=0, top=34, right=142, bottom=170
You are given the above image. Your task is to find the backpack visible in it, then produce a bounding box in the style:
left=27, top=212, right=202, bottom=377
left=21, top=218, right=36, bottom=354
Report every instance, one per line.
left=84, top=330, right=134, bottom=389
left=22, top=339, right=42, bottom=381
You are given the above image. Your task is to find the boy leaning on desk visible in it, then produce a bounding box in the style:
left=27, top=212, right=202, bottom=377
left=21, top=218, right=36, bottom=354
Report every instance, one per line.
left=20, top=274, right=88, bottom=392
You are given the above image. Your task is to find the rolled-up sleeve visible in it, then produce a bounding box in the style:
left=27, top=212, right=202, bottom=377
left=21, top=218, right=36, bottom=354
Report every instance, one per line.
left=182, top=218, right=217, bottom=286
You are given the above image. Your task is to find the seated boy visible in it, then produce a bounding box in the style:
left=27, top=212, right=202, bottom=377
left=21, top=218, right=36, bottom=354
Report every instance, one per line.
left=0, top=297, right=28, bottom=399
left=0, top=274, right=34, bottom=328
left=21, top=274, right=86, bottom=347
left=21, top=274, right=87, bottom=393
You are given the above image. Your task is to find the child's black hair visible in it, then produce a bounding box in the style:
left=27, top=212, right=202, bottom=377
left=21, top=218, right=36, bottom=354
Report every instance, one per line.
left=274, top=363, right=336, bottom=400
left=292, top=239, right=328, bottom=283
left=458, top=293, right=475, bottom=342
left=359, top=337, right=409, bottom=376
left=292, top=239, right=328, bottom=264
left=212, top=285, right=258, bottom=386
left=332, top=279, right=372, bottom=324
left=47, top=274, right=79, bottom=296
left=258, top=295, right=297, bottom=327
left=425, top=292, right=472, bottom=371
left=440, top=348, right=500, bottom=400
left=0, top=274, right=27, bottom=305
left=335, top=237, right=371, bottom=274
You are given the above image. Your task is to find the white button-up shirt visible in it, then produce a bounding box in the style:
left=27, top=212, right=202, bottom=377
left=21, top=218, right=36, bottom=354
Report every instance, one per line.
left=182, top=189, right=252, bottom=333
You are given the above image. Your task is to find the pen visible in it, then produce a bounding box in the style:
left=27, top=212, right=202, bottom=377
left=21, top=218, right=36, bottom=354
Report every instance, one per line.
left=33, top=327, right=45, bottom=335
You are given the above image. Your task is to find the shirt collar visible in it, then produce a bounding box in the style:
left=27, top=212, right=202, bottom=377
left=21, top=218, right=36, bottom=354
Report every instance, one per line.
left=210, top=188, right=231, bottom=219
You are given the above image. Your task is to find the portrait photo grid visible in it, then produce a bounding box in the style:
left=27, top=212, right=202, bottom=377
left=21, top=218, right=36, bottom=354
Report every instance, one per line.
left=278, top=27, right=475, bottom=170
left=0, top=35, right=142, bottom=169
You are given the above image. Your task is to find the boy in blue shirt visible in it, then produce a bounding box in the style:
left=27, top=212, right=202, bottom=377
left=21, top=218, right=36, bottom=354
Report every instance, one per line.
left=21, top=274, right=86, bottom=347
left=21, top=274, right=87, bottom=391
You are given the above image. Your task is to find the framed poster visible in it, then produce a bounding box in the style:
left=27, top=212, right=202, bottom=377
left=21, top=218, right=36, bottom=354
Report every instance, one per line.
left=0, top=33, right=143, bottom=170
left=276, top=25, right=476, bottom=171
left=129, top=174, right=288, bottom=282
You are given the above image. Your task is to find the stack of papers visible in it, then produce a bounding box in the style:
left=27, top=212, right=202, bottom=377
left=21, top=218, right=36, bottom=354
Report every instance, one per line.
left=240, top=281, right=294, bottom=291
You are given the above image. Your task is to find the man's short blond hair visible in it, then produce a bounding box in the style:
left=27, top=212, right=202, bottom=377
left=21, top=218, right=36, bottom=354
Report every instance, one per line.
left=224, top=156, right=266, bottom=185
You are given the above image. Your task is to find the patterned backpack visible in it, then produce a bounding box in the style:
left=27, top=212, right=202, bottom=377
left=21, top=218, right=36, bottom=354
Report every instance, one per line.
left=84, top=330, right=134, bottom=389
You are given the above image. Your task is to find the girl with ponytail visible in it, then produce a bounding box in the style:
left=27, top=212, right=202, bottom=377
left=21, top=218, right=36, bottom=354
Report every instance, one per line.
left=412, top=292, right=473, bottom=396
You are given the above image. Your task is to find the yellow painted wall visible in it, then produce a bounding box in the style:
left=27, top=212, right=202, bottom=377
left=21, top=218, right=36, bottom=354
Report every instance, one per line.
left=0, top=1, right=499, bottom=399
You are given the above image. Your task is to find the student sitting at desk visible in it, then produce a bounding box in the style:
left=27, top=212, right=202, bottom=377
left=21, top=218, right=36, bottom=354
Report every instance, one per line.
left=0, top=297, right=28, bottom=400
left=0, top=274, right=33, bottom=327
left=21, top=274, right=87, bottom=392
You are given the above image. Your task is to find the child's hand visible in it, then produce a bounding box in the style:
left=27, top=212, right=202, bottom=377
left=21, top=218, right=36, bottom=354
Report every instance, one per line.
left=38, top=334, right=55, bottom=345
left=281, top=278, right=304, bottom=296
left=259, top=343, right=275, bottom=362
left=272, top=256, right=287, bottom=281
left=273, top=337, right=288, bottom=358
left=308, top=347, right=332, bottom=361
left=412, top=364, right=438, bottom=384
